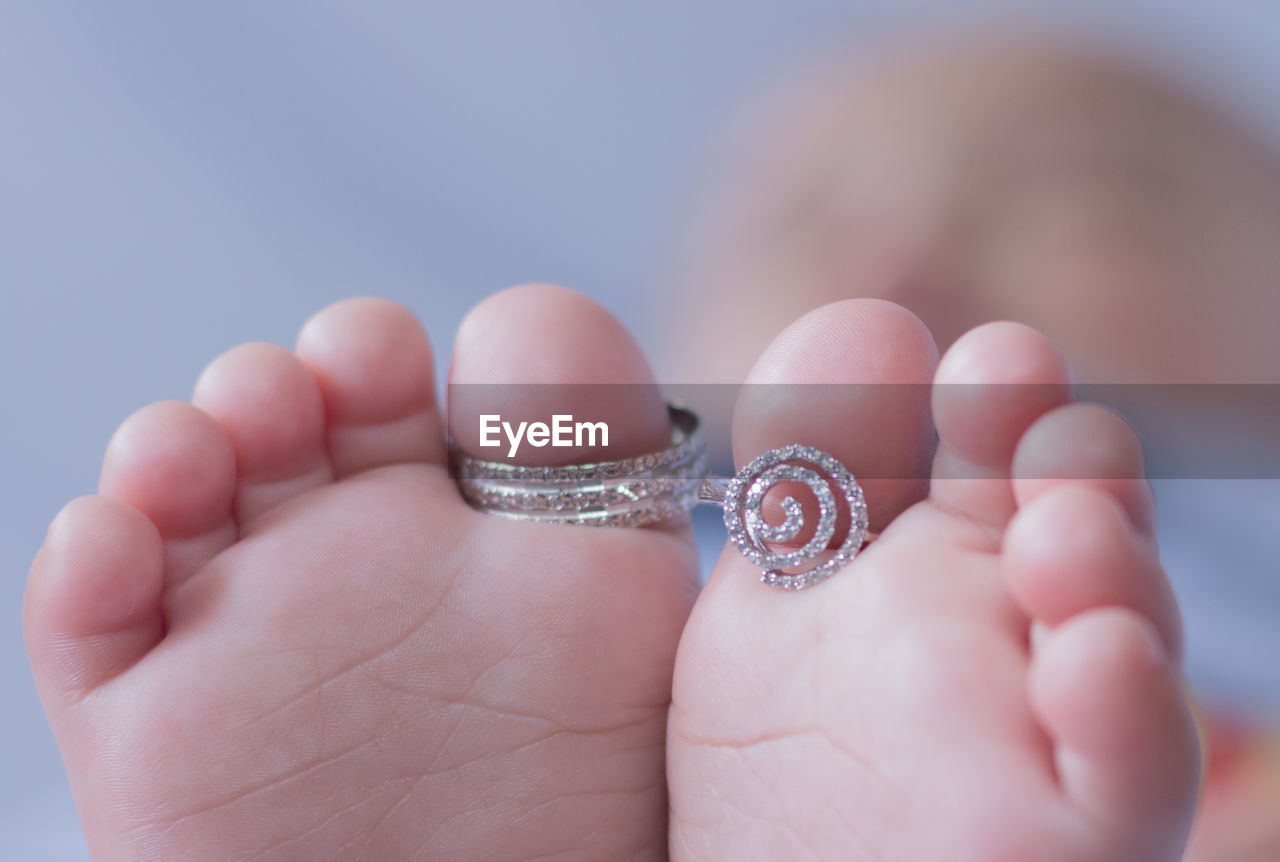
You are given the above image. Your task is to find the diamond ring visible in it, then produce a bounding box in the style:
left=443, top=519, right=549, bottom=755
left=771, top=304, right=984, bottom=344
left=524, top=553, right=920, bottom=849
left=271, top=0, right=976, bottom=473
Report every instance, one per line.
left=450, top=404, right=873, bottom=589
left=451, top=405, right=708, bottom=528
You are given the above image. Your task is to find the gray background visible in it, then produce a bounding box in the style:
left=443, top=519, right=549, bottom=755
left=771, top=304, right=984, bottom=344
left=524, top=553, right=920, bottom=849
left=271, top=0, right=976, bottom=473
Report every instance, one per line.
left=4, top=2, right=1280, bottom=857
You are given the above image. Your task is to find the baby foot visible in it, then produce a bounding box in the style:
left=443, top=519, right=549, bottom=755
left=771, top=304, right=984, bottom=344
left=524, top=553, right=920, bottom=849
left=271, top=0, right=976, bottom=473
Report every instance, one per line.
left=669, top=300, right=1200, bottom=861
left=25, top=286, right=698, bottom=861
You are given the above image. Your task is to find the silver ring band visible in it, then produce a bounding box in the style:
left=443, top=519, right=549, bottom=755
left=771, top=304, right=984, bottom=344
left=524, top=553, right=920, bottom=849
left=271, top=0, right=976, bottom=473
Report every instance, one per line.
left=450, top=405, right=708, bottom=528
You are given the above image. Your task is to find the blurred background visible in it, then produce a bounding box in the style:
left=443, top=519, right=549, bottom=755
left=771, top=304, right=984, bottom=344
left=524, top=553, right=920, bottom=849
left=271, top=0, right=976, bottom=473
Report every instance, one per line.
left=3, top=2, right=1280, bottom=858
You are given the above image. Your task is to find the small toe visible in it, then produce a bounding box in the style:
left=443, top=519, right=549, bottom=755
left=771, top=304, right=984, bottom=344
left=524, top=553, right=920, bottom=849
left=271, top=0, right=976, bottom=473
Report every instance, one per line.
left=193, top=342, right=332, bottom=527
left=296, top=297, right=447, bottom=477
left=931, top=321, right=1072, bottom=534
left=1004, top=484, right=1181, bottom=659
left=99, top=400, right=237, bottom=584
left=25, top=496, right=165, bottom=697
left=1011, top=402, right=1155, bottom=534
left=1030, top=607, right=1200, bottom=859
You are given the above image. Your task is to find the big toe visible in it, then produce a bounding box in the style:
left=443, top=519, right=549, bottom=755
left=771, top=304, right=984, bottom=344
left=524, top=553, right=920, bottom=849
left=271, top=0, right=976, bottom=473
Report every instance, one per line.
left=448, top=282, right=671, bottom=462
left=670, top=298, right=939, bottom=855
left=444, top=283, right=699, bottom=855
left=699, top=296, right=938, bottom=612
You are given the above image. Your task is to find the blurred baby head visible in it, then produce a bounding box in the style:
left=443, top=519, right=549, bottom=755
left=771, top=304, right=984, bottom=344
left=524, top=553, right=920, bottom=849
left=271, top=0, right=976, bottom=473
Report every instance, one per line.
left=670, top=30, right=1280, bottom=385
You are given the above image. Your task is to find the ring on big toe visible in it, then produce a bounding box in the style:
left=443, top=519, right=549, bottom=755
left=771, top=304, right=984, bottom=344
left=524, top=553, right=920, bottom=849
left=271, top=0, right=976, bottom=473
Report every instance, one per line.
left=449, top=405, right=874, bottom=591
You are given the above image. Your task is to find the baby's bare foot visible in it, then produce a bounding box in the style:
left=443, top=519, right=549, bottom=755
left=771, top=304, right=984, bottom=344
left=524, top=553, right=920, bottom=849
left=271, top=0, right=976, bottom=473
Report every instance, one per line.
left=25, top=287, right=697, bottom=861
left=669, top=301, right=1200, bottom=861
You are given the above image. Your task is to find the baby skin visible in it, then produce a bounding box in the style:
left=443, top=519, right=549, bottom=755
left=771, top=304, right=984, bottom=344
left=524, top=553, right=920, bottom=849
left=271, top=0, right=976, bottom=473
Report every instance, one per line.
left=26, top=285, right=1199, bottom=861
